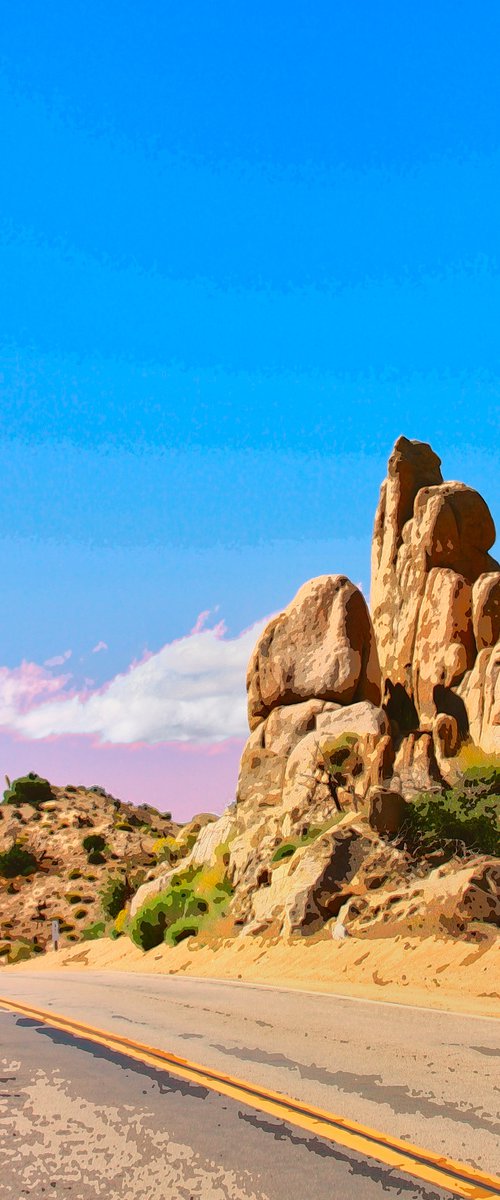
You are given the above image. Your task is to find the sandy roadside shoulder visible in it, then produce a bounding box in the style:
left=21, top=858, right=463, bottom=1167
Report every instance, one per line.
left=4, top=930, right=500, bottom=1019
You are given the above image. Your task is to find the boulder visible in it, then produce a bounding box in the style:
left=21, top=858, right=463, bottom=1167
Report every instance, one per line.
left=247, top=575, right=381, bottom=730
left=314, top=699, right=389, bottom=740
left=190, top=808, right=236, bottom=867
left=130, top=868, right=175, bottom=918
left=473, top=573, right=500, bottom=650
left=236, top=725, right=285, bottom=810
left=247, top=819, right=377, bottom=936
left=458, top=644, right=500, bottom=754
left=263, top=699, right=339, bottom=756
left=413, top=569, right=475, bottom=723
left=338, top=858, right=500, bottom=938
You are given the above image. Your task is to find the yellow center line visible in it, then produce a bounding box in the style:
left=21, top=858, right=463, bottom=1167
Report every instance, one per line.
left=2, top=995, right=499, bottom=1199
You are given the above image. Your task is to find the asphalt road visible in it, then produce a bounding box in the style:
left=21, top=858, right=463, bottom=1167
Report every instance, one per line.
left=1, top=969, right=499, bottom=1199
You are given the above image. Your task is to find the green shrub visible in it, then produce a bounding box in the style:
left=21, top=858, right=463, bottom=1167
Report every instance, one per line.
left=82, top=834, right=106, bottom=853
left=129, top=864, right=230, bottom=951
left=272, top=842, right=297, bottom=863
left=165, top=918, right=200, bottom=946
left=0, top=841, right=38, bottom=878
left=99, top=874, right=132, bottom=920
left=81, top=921, right=106, bottom=941
left=402, top=782, right=500, bottom=858
left=8, top=939, right=34, bottom=963
left=2, top=773, right=54, bottom=808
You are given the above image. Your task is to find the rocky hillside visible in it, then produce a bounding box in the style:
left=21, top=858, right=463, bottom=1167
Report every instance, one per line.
left=2, top=436, right=499, bottom=964
left=0, top=772, right=213, bottom=963
left=128, top=436, right=500, bottom=952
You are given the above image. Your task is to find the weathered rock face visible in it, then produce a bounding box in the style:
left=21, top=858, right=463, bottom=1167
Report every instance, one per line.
left=413, top=569, right=475, bottom=723
left=371, top=436, right=499, bottom=746
left=458, top=644, right=500, bottom=754
left=473, top=573, right=500, bottom=651
left=247, top=575, right=381, bottom=730
left=338, top=858, right=500, bottom=939
left=243, top=818, right=378, bottom=936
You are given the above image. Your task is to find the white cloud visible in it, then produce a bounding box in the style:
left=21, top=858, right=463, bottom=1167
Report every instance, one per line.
left=43, top=649, right=72, bottom=667
left=0, top=617, right=271, bottom=746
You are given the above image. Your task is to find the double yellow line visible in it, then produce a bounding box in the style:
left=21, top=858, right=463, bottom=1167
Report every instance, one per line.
left=1, top=995, right=499, bottom=1199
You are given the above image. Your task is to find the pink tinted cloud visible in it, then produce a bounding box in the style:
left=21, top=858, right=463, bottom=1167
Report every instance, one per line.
left=91, top=641, right=108, bottom=654
left=0, top=660, right=71, bottom=717
left=0, top=729, right=242, bottom=819
left=44, top=649, right=72, bottom=668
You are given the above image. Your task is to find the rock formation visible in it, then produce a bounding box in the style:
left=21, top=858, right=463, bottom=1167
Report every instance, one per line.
left=371, top=435, right=499, bottom=740
left=207, top=434, right=500, bottom=940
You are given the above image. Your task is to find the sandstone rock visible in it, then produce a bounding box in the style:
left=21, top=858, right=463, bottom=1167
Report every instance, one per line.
left=314, top=699, right=389, bottom=740
left=473, top=573, right=500, bottom=650
left=371, top=437, right=498, bottom=728
left=263, top=699, right=339, bottom=756
left=236, top=725, right=285, bottom=810
left=355, top=733, right=395, bottom=797
left=413, top=569, right=475, bottom=723
left=368, top=788, right=408, bottom=836
left=247, top=575, right=381, bottom=730
left=393, top=731, right=444, bottom=795
left=432, top=713, right=463, bottom=785
left=371, top=436, right=443, bottom=687
left=190, top=807, right=236, bottom=868
left=130, top=867, right=175, bottom=917
left=247, top=819, right=377, bottom=936
left=338, top=858, right=500, bottom=938
left=458, top=644, right=500, bottom=754
left=432, top=713, right=460, bottom=758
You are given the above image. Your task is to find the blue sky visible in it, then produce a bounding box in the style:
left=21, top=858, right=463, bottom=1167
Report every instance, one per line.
left=0, top=2, right=499, bottom=813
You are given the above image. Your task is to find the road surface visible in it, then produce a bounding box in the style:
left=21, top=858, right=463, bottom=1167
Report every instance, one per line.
left=1, top=969, right=499, bottom=1198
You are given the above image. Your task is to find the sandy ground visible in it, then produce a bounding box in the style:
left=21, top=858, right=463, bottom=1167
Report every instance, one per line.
left=6, top=929, right=500, bottom=1018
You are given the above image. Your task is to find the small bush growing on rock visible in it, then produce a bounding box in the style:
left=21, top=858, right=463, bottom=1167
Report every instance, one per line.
left=2, top=773, right=54, bottom=808
left=129, top=882, right=207, bottom=951
left=402, top=783, right=500, bottom=858
left=99, top=874, right=132, bottom=920
left=152, top=835, right=178, bottom=864
left=129, top=861, right=232, bottom=951
left=82, top=833, right=107, bottom=864
left=82, top=834, right=106, bottom=853
left=0, top=841, right=38, bottom=877
left=272, top=842, right=297, bottom=863
left=110, top=907, right=128, bottom=939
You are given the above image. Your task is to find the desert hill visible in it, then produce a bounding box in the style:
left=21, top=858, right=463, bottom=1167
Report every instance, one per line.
left=0, top=772, right=213, bottom=963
